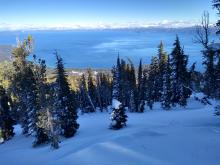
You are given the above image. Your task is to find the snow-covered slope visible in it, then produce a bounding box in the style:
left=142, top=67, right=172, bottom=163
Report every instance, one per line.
left=0, top=99, right=220, bottom=165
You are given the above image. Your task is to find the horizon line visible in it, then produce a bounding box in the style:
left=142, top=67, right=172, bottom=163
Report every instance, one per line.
left=0, top=20, right=216, bottom=31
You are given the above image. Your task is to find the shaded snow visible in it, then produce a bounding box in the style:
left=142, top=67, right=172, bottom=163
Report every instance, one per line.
left=209, top=43, right=220, bottom=51
left=0, top=99, right=220, bottom=165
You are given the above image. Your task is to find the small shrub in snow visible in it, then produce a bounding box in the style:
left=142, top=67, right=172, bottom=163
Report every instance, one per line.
left=110, top=100, right=127, bottom=130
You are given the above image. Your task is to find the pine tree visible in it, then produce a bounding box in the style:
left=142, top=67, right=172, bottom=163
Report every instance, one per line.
left=113, top=56, right=137, bottom=108
left=119, top=59, right=129, bottom=106
left=128, top=61, right=137, bottom=112
left=189, top=63, right=197, bottom=92
left=32, top=58, right=49, bottom=147
left=203, top=49, right=216, bottom=98
left=47, top=83, right=60, bottom=149
left=11, top=36, right=38, bottom=135
left=87, top=69, right=97, bottom=112
left=36, top=83, right=60, bottom=149
left=161, top=56, right=172, bottom=110
left=145, top=56, right=160, bottom=109
left=96, top=73, right=103, bottom=111
left=142, top=66, right=151, bottom=110
left=47, top=109, right=59, bottom=149
left=158, top=41, right=168, bottom=99
left=26, top=66, right=38, bottom=136
left=215, top=53, right=220, bottom=99
left=170, top=36, right=190, bottom=106
left=137, top=60, right=145, bottom=112
left=11, top=39, right=29, bottom=135
left=0, top=85, right=14, bottom=143
left=96, top=73, right=112, bottom=111
left=54, top=52, right=79, bottom=138
left=79, top=74, right=95, bottom=113
left=79, top=74, right=88, bottom=113
left=129, top=90, right=136, bottom=112
left=110, top=99, right=127, bottom=130
left=170, top=36, right=181, bottom=105
left=112, top=65, right=120, bottom=101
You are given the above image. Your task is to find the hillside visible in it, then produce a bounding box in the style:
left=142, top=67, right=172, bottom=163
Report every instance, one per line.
left=0, top=97, right=220, bottom=165
left=0, top=45, right=12, bottom=61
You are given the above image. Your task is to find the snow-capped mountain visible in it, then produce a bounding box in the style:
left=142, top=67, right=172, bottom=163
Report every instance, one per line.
left=0, top=20, right=215, bottom=31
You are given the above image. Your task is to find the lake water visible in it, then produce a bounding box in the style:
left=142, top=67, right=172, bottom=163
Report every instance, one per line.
left=0, top=28, right=218, bottom=70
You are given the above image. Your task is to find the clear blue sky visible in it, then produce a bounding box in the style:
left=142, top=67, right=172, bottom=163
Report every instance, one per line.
left=0, top=0, right=217, bottom=26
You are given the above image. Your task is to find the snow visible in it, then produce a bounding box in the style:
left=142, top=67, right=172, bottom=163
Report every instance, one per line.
left=0, top=138, right=3, bottom=144
left=1, top=98, right=220, bottom=165
left=209, top=43, right=220, bottom=51
left=112, top=99, right=121, bottom=109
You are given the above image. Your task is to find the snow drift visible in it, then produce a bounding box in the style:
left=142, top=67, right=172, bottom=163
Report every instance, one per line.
left=0, top=98, right=220, bottom=165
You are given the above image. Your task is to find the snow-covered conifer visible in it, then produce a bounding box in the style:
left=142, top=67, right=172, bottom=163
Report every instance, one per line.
left=170, top=36, right=190, bottom=106
left=110, top=99, right=127, bottom=130
left=54, top=52, right=79, bottom=138
left=161, top=56, right=172, bottom=110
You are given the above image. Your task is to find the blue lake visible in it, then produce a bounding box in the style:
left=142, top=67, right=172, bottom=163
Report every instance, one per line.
left=0, top=28, right=218, bottom=70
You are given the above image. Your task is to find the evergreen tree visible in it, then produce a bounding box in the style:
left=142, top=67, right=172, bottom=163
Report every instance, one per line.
left=112, top=55, right=121, bottom=103
left=161, top=56, right=172, bottom=110
left=129, top=90, right=136, bottom=112
left=215, top=52, right=220, bottom=99
left=87, top=69, right=97, bottom=111
left=26, top=66, right=38, bottom=136
left=170, top=36, right=181, bottom=104
left=35, top=82, right=60, bottom=149
left=54, top=52, right=79, bottom=138
left=145, top=56, right=160, bottom=109
left=0, top=85, right=14, bottom=143
left=142, top=67, right=151, bottom=110
left=47, top=83, right=60, bottom=149
left=32, top=58, right=49, bottom=147
left=112, top=64, right=120, bottom=101
left=158, top=41, right=168, bottom=98
left=137, top=60, right=145, bottom=112
left=96, top=73, right=112, bottom=111
left=189, top=63, right=197, bottom=92
left=79, top=74, right=95, bottom=113
left=11, top=38, right=29, bottom=135
left=170, top=36, right=190, bottom=106
left=112, top=56, right=137, bottom=108
left=11, top=36, right=38, bottom=135
left=79, top=74, right=88, bottom=113
left=203, top=49, right=216, bottom=97
left=96, top=73, right=103, bottom=111
left=119, top=59, right=128, bottom=106
left=128, top=61, right=137, bottom=112
left=110, top=99, right=127, bottom=130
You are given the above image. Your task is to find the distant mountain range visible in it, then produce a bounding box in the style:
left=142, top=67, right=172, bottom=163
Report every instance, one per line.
left=0, top=20, right=216, bottom=31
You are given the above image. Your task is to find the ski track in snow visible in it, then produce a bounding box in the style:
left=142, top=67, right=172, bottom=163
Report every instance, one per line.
left=1, top=98, right=220, bottom=165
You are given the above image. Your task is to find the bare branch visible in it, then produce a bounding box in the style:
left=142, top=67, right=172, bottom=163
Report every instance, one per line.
left=194, top=11, right=210, bottom=49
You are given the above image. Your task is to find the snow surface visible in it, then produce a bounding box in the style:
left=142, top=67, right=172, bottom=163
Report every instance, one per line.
left=1, top=98, right=220, bottom=165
